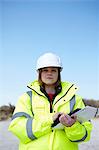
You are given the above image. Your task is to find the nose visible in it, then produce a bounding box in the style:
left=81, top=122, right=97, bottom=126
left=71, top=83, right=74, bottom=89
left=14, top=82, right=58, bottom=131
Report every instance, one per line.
left=47, top=71, right=52, bottom=74
left=47, top=69, right=53, bottom=75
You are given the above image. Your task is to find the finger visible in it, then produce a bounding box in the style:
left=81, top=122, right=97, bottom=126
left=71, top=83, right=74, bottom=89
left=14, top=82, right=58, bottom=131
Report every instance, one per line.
left=59, top=114, right=66, bottom=122
left=60, top=115, right=70, bottom=124
left=71, top=115, right=77, bottom=120
left=65, top=114, right=72, bottom=121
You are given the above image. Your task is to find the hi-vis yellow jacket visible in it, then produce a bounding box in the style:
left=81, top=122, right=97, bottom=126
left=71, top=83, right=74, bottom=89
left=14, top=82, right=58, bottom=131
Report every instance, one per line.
left=8, top=80, right=92, bottom=150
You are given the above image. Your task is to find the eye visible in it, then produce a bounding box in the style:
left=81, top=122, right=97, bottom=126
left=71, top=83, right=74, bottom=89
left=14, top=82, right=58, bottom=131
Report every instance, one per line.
left=42, top=69, right=48, bottom=72
left=52, top=69, right=56, bottom=72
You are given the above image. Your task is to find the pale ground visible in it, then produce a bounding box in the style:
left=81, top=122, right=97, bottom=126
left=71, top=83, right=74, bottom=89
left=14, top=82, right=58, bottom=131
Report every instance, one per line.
left=0, top=119, right=99, bottom=150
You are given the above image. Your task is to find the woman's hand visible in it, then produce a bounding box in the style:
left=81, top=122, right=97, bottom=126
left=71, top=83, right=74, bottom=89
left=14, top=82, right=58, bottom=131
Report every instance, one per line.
left=59, top=114, right=77, bottom=127
left=52, top=112, right=63, bottom=122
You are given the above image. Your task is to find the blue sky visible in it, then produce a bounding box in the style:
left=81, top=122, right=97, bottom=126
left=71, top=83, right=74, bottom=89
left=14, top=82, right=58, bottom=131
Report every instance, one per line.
left=0, top=0, right=99, bottom=106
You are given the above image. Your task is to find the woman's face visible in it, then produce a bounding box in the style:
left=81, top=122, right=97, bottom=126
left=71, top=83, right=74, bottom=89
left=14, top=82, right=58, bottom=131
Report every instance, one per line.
left=41, top=67, right=58, bottom=85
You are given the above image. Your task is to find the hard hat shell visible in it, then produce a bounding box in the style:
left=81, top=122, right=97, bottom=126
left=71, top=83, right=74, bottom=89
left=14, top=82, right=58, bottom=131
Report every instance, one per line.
left=36, top=52, right=63, bottom=71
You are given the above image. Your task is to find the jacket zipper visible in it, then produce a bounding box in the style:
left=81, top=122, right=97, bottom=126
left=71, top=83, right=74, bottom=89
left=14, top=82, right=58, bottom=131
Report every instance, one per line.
left=53, top=84, right=74, bottom=106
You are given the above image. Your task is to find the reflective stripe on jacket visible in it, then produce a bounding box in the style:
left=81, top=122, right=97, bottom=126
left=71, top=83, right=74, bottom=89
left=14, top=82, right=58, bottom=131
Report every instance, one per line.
left=8, top=80, right=92, bottom=150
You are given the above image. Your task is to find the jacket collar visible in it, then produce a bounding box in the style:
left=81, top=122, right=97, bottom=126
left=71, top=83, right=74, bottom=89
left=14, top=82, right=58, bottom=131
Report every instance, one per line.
left=27, top=80, right=45, bottom=96
left=27, top=80, right=78, bottom=98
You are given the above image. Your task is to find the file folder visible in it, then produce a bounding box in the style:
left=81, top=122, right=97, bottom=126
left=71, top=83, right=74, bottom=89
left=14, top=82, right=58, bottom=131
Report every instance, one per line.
left=52, top=106, right=99, bottom=129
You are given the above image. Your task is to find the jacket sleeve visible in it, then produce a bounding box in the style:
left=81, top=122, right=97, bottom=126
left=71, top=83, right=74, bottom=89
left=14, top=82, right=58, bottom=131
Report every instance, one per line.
left=8, top=92, right=53, bottom=144
left=64, top=95, right=93, bottom=143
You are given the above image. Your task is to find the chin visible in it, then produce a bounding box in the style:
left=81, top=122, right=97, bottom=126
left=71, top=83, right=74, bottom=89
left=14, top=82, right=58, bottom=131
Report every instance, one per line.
left=45, top=82, right=55, bottom=85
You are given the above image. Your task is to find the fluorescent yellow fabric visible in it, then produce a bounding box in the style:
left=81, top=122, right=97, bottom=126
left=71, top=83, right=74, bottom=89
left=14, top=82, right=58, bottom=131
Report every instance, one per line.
left=8, top=80, right=92, bottom=150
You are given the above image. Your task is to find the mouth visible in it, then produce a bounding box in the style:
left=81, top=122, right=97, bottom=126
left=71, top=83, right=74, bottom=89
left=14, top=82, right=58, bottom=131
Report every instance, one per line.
left=46, top=77, right=53, bottom=79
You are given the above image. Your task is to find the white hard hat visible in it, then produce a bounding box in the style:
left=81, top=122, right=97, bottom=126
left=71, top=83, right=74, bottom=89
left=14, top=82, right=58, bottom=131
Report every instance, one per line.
left=36, top=52, right=63, bottom=71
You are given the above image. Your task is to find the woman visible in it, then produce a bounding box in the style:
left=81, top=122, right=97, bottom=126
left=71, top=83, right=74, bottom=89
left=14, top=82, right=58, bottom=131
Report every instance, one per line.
left=9, top=52, right=92, bottom=150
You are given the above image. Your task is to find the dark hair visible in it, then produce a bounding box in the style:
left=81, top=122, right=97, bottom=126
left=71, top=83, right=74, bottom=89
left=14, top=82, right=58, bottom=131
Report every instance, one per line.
left=38, top=68, right=61, bottom=88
